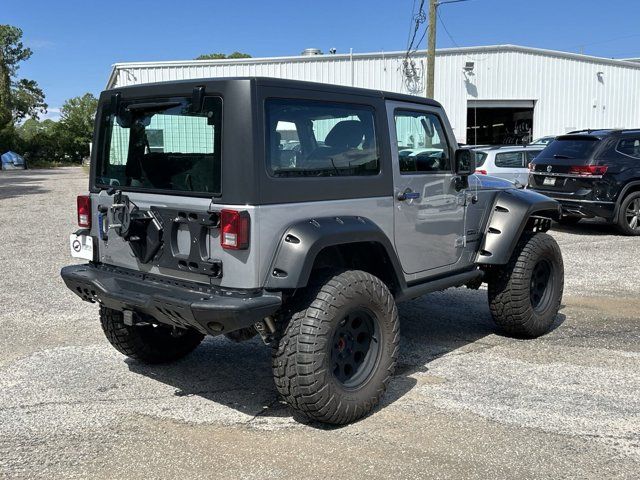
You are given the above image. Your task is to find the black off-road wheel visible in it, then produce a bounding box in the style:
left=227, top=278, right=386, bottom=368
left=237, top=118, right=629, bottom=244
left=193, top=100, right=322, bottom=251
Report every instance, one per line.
left=272, top=270, right=399, bottom=425
left=100, top=306, right=204, bottom=364
left=487, top=232, right=564, bottom=338
left=616, top=192, right=640, bottom=236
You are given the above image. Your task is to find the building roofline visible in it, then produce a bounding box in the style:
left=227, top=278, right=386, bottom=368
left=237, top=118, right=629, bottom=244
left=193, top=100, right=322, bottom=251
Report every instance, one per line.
left=107, top=44, right=640, bottom=88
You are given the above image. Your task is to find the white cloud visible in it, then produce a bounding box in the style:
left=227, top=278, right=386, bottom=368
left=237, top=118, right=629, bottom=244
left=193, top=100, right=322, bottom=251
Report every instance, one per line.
left=40, top=108, right=61, bottom=122
left=27, top=39, right=56, bottom=50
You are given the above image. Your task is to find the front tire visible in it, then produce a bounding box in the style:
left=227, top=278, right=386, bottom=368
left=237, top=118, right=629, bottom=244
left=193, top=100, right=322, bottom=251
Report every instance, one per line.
left=272, top=270, right=399, bottom=425
left=487, top=232, right=564, bottom=338
left=616, top=192, right=640, bottom=236
left=100, top=306, right=204, bottom=364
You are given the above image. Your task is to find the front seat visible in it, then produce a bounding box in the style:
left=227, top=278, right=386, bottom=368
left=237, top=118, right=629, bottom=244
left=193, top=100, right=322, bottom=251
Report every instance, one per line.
left=308, top=120, right=365, bottom=159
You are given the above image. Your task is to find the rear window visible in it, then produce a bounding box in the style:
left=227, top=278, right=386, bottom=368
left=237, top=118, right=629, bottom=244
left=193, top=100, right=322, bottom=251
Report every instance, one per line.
left=537, top=137, right=599, bottom=160
left=266, top=99, right=379, bottom=177
left=96, top=96, right=222, bottom=194
left=474, top=151, right=488, bottom=167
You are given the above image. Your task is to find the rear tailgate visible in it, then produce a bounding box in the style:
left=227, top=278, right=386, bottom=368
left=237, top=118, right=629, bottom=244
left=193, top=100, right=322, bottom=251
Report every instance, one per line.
left=528, top=135, right=602, bottom=195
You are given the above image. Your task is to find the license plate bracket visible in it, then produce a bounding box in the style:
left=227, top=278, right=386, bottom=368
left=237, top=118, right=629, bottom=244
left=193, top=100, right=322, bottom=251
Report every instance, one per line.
left=69, top=234, right=94, bottom=260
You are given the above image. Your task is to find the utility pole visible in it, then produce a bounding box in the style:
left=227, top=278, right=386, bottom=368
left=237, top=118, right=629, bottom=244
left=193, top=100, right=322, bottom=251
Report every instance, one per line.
left=425, top=0, right=469, bottom=99
left=426, top=0, right=438, bottom=99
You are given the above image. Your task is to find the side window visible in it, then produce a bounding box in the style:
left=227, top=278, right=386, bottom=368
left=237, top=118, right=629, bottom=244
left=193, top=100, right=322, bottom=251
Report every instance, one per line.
left=265, top=99, right=379, bottom=177
left=616, top=138, right=640, bottom=159
left=525, top=150, right=540, bottom=164
left=394, top=110, right=451, bottom=174
left=495, top=152, right=524, bottom=168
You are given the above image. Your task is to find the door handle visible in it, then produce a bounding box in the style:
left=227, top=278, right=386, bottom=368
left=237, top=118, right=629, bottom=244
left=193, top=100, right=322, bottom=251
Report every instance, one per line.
left=397, top=188, right=420, bottom=201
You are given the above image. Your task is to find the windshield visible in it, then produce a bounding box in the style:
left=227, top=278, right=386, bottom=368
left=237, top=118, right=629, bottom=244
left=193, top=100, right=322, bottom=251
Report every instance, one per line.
left=96, top=96, right=222, bottom=194
left=537, top=137, right=599, bottom=160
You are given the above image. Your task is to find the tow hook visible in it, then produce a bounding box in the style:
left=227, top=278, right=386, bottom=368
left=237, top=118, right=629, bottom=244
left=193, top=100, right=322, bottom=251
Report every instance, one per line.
left=254, top=316, right=277, bottom=346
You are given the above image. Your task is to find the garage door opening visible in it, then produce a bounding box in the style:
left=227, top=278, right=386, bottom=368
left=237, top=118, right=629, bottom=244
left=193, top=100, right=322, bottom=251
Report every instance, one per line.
left=467, top=100, right=534, bottom=145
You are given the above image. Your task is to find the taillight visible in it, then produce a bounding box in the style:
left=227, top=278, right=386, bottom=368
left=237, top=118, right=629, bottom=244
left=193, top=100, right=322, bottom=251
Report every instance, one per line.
left=568, top=165, right=608, bottom=176
left=475, top=169, right=487, bottom=175
left=77, top=195, right=91, bottom=228
left=220, top=209, right=250, bottom=250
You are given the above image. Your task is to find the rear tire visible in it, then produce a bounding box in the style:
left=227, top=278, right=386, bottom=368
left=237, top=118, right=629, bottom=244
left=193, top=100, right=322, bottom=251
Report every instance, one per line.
left=616, top=192, right=640, bottom=236
left=487, top=232, right=564, bottom=338
left=100, top=306, right=204, bottom=364
left=272, top=270, right=399, bottom=425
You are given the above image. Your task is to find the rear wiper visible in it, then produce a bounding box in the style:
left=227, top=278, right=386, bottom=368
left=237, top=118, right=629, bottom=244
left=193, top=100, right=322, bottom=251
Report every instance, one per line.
left=553, top=154, right=573, bottom=159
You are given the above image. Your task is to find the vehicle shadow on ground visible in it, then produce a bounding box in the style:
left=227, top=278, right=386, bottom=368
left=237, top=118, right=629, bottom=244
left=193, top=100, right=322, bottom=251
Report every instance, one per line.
left=551, top=220, right=619, bottom=236
left=127, top=288, right=566, bottom=427
left=0, top=171, right=50, bottom=199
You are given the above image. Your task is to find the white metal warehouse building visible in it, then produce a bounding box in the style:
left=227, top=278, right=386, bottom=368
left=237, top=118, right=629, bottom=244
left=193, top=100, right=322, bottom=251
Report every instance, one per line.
left=107, top=44, right=640, bottom=145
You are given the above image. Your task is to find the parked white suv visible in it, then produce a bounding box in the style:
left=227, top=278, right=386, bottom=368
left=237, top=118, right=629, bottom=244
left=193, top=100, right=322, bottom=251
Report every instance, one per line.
left=473, top=145, right=544, bottom=185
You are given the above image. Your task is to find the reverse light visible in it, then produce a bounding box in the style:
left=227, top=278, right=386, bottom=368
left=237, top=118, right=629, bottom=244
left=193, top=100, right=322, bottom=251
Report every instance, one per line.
left=475, top=169, right=487, bottom=175
left=568, top=165, right=608, bottom=176
left=220, top=209, right=250, bottom=250
left=77, top=195, right=91, bottom=228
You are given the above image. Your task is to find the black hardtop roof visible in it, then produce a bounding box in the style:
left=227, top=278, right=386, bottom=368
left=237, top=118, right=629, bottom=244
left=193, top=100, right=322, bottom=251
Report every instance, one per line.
left=102, top=76, right=442, bottom=108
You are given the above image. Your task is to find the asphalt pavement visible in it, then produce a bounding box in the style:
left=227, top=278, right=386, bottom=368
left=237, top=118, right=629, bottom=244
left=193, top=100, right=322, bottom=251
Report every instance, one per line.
left=0, top=168, right=638, bottom=479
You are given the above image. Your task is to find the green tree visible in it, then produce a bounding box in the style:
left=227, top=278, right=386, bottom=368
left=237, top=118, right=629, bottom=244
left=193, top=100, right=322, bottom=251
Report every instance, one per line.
left=55, top=93, right=98, bottom=162
left=16, top=118, right=61, bottom=163
left=0, top=25, right=47, bottom=130
left=195, top=51, right=252, bottom=60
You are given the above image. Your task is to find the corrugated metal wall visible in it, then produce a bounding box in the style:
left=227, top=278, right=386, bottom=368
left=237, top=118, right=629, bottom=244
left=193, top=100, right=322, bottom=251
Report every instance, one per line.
left=110, top=46, right=640, bottom=143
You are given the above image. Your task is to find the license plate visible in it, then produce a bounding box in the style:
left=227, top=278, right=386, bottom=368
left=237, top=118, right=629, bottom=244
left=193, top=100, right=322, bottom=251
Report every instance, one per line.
left=69, top=234, right=94, bottom=260
left=542, top=177, right=556, bottom=186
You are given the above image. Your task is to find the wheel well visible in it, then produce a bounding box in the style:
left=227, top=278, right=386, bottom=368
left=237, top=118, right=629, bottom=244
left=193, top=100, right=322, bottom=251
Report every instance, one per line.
left=310, top=242, right=399, bottom=294
left=621, top=184, right=640, bottom=200
left=524, top=209, right=558, bottom=232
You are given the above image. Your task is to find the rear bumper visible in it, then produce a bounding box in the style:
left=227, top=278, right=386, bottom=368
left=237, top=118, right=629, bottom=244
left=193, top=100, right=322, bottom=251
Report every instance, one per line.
left=61, top=264, right=281, bottom=335
left=528, top=188, right=615, bottom=219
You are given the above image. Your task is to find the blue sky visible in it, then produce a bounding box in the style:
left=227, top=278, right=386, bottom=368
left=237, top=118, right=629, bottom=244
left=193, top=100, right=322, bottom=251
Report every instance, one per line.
left=4, top=0, right=640, bottom=118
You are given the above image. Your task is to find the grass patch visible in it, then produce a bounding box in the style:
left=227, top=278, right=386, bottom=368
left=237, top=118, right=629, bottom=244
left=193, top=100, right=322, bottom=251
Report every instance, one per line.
left=26, top=159, right=81, bottom=169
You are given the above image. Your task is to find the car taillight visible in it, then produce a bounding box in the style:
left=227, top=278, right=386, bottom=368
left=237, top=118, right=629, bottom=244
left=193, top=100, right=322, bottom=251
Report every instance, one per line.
left=220, top=209, right=250, bottom=250
left=77, top=195, right=91, bottom=228
left=568, top=165, right=608, bottom=176
left=475, top=169, right=487, bottom=175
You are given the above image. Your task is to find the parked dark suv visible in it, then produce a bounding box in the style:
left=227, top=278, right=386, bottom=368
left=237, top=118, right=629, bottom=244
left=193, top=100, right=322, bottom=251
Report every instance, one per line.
left=528, top=129, right=640, bottom=235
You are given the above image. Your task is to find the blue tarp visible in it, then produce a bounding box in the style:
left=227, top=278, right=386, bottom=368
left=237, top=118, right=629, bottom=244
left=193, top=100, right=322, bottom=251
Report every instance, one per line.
left=1, top=151, right=25, bottom=169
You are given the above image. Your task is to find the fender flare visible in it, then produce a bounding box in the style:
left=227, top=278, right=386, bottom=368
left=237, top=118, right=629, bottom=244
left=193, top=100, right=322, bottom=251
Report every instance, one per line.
left=613, top=180, right=640, bottom=222
left=264, top=216, right=404, bottom=290
left=476, top=189, right=561, bottom=265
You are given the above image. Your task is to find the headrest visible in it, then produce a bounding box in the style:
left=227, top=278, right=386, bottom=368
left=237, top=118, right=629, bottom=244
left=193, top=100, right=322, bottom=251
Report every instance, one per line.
left=324, top=120, right=365, bottom=149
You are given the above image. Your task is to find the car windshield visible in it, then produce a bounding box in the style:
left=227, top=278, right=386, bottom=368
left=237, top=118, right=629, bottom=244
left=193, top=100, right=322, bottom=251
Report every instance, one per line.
left=537, top=137, right=599, bottom=160
left=96, top=96, right=222, bottom=194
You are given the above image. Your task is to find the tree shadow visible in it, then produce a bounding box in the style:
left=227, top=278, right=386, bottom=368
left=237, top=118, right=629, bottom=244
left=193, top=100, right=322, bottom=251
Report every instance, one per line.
left=126, top=288, right=566, bottom=427
left=0, top=171, right=51, bottom=199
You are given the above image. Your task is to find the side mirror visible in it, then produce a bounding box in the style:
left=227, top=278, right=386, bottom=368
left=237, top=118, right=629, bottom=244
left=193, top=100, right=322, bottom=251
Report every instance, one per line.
left=455, top=148, right=476, bottom=176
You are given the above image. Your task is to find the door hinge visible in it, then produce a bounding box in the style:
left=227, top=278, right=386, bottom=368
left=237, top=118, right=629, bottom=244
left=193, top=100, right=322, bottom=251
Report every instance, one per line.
left=455, top=236, right=466, bottom=248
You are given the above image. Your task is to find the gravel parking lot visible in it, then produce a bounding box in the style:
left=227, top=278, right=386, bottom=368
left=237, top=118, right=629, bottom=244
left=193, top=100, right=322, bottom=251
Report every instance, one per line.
left=1, top=168, right=638, bottom=479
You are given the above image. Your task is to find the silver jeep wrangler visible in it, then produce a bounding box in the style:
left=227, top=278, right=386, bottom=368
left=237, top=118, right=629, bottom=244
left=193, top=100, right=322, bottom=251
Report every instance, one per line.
left=62, top=78, right=564, bottom=425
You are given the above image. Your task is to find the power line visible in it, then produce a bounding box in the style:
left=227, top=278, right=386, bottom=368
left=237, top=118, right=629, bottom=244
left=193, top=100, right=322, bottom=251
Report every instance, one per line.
left=406, top=0, right=417, bottom=51
left=437, top=9, right=459, bottom=48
